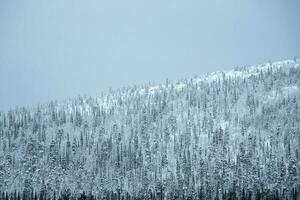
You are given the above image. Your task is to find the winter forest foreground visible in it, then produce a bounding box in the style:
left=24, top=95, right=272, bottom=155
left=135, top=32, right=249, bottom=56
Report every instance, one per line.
left=0, top=59, right=300, bottom=200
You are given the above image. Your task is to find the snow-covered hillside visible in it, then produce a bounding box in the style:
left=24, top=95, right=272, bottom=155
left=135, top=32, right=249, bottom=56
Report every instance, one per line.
left=0, top=59, right=300, bottom=199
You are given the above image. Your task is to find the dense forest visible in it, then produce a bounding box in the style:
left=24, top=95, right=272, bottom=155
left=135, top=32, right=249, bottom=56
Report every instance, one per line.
left=0, top=59, right=300, bottom=199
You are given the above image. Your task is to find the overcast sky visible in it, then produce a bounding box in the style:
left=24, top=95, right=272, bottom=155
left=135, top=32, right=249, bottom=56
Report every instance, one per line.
left=0, top=0, right=299, bottom=111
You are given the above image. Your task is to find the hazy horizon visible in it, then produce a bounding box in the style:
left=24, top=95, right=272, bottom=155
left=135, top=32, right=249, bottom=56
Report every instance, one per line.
left=1, top=0, right=300, bottom=111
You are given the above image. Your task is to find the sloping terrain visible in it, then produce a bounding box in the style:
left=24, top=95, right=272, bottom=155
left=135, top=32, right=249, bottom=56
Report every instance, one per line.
left=0, top=59, right=300, bottom=199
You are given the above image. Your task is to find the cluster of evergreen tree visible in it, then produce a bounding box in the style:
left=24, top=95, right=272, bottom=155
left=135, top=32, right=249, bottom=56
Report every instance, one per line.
left=0, top=60, right=299, bottom=199
left=0, top=186, right=300, bottom=200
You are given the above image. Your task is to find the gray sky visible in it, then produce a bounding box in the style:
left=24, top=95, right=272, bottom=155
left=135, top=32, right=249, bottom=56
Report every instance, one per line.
left=0, top=0, right=299, bottom=111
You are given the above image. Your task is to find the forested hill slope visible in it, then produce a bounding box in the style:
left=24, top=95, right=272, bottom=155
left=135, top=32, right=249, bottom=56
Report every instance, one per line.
left=0, top=59, right=300, bottom=199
